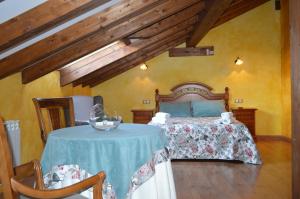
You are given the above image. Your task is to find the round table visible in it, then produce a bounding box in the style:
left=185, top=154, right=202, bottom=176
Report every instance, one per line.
left=41, top=123, right=170, bottom=199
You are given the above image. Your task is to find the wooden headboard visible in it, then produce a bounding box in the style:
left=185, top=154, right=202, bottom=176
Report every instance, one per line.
left=155, top=82, right=229, bottom=113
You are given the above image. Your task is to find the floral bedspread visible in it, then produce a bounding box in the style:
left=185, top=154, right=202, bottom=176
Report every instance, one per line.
left=149, top=117, right=261, bottom=164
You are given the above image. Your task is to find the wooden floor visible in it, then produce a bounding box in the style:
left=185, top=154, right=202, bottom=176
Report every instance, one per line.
left=0, top=140, right=291, bottom=199
left=172, top=140, right=291, bottom=199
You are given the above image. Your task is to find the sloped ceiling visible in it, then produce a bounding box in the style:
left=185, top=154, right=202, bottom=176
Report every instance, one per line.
left=0, top=0, right=269, bottom=87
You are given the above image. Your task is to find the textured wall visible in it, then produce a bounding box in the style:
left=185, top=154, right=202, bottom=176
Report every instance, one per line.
left=0, top=72, right=91, bottom=162
left=92, top=2, right=284, bottom=136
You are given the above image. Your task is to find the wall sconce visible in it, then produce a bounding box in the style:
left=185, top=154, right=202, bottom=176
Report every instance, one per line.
left=139, top=63, right=148, bottom=70
left=234, top=57, right=243, bottom=65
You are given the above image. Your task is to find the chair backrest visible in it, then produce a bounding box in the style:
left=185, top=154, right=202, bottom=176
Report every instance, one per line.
left=32, top=97, right=75, bottom=144
left=0, top=116, right=105, bottom=199
left=0, top=116, right=18, bottom=199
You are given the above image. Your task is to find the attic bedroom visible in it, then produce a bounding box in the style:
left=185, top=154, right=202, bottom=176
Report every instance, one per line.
left=0, top=0, right=300, bottom=199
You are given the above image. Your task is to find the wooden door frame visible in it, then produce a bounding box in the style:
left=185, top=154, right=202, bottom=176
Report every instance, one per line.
left=290, top=0, right=300, bottom=198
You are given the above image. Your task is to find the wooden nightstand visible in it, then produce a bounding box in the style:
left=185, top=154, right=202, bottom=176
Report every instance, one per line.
left=231, top=108, right=257, bottom=140
left=131, top=109, right=154, bottom=124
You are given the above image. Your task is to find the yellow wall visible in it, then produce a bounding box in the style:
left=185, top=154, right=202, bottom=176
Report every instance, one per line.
left=92, top=2, right=283, bottom=136
left=0, top=72, right=91, bottom=162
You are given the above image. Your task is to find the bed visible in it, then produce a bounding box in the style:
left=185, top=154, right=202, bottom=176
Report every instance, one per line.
left=149, top=82, right=261, bottom=164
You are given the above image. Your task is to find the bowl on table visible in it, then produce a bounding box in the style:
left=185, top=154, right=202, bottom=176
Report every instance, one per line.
left=89, top=103, right=122, bottom=131
left=89, top=116, right=121, bottom=131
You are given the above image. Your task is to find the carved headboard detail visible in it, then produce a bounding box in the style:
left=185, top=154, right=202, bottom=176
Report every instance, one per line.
left=155, top=82, right=229, bottom=113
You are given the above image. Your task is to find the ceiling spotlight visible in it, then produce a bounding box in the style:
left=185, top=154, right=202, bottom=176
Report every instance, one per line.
left=234, top=57, right=244, bottom=65
left=140, top=63, right=148, bottom=70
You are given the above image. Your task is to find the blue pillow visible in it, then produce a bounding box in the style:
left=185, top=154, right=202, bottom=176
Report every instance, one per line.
left=159, top=101, right=192, bottom=117
left=191, top=100, right=225, bottom=117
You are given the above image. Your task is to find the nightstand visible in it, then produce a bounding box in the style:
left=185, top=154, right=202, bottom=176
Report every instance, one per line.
left=131, top=109, right=154, bottom=124
left=231, top=108, right=257, bottom=140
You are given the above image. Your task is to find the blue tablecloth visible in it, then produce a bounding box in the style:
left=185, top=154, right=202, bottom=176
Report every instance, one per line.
left=41, top=124, right=167, bottom=199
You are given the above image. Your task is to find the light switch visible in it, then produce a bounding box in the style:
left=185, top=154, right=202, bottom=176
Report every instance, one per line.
left=142, top=99, right=151, bottom=104
left=234, top=99, right=244, bottom=103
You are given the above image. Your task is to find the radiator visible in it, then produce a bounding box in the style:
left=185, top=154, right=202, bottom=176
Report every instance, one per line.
left=5, top=120, right=21, bottom=166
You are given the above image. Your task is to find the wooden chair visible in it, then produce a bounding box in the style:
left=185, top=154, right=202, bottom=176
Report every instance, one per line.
left=0, top=116, right=105, bottom=199
left=32, top=97, right=75, bottom=144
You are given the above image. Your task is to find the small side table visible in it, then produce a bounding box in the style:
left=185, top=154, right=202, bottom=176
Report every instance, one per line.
left=231, top=108, right=257, bottom=140
left=131, top=109, right=154, bottom=124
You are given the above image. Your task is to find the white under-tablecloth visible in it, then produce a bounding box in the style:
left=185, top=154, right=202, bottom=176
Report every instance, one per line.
left=130, top=160, right=176, bottom=199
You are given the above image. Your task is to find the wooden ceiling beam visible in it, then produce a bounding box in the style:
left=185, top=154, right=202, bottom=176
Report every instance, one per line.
left=60, top=44, right=141, bottom=86
left=60, top=17, right=196, bottom=86
left=0, top=0, right=109, bottom=53
left=21, top=0, right=202, bottom=84
left=0, top=0, right=163, bottom=79
left=77, top=30, right=191, bottom=87
left=72, top=37, right=171, bottom=86
left=70, top=12, right=201, bottom=86
left=58, top=41, right=127, bottom=75
left=169, top=46, right=214, bottom=57
left=84, top=0, right=271, bottom=86
left=129, top=2, right=204, bottom=39
left=88, top=38, right=187, bottom=87
left=214, top=0, right=269, bottom=27
left=186, top=0, right=233, bottom=47
left=61, top=15, right=198, bottom=78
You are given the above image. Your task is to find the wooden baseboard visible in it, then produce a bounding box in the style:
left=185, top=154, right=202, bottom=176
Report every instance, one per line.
left=256, top=135, right=291, bottom=143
